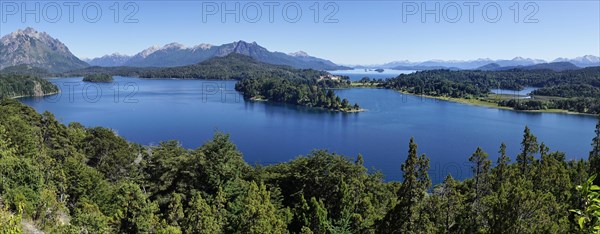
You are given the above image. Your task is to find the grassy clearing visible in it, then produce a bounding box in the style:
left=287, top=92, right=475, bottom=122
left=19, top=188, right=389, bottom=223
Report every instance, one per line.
left=397, top=91, right=583, bottom=115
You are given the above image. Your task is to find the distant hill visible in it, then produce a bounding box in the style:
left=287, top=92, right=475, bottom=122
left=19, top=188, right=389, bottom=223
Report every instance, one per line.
left=477, top=62, right=580, bottom=72
left=517, top=62, right=580, bottom=71
left=0, top=27, right=88, bottom=72
left=91, top=41, right=349, bottom=71
left=138, top=53, right=328, bottom=80
left=476, top=63, right=502, bottom=71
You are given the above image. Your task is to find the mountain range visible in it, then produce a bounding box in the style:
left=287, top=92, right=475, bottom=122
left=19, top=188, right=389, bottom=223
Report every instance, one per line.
left=84, top=41, right=349, bottom=70
left=476, top=61, right=581, bottom=72
left=1, top=27, right=348, bottom=71
left=357, top=56, right=600, bottom=70
left=1, top=27, right=598, bottom=73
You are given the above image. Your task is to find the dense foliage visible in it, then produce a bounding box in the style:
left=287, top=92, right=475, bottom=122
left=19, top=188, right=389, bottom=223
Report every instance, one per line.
left=235, top=77, right=360, bottom=112
left=82, top=74, right=114, bottom=83
left=498, top=98, right=600, bottom=113
left=0, top=74, right=59, bottom=98
left=383, top=67, right=600, bottom=114
left=1, top=99, right=600, bottom=233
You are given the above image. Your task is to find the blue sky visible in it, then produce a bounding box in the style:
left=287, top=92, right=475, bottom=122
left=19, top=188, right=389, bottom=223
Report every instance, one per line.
left=1, top=1, right=599, bottom=64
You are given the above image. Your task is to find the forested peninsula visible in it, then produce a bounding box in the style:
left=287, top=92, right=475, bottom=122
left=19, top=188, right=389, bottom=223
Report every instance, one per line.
left=380, top=68, right=600, bottom=114
left=0, top=74, right=59, bottom=98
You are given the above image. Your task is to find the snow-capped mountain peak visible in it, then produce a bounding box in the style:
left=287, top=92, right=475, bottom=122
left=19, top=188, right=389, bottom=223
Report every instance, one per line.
left=138, top=45, right=161, bottom=58
left=289, top=51, right=310, bottom=57
left=193, top=43, right=213, bottom=50
left=162, top=42, right=186, bottom=50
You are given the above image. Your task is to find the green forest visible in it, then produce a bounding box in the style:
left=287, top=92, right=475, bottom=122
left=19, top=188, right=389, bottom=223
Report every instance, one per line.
left=1, top=98, right=600, bottom=233
left=382, top=68, right=600, bottom=114
left=0, top=74, right=59, bottom=99
left=82, top=74, right=114, bottom=83
left=235, top=78, right=360, bottom=112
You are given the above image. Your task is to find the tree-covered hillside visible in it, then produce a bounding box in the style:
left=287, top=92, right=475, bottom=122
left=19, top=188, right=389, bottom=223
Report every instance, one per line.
left=1, top=98, right=599, bottom=233
left=0, top=74, right=59, bottom=98
left=138, top=53, right=328, bottom=80
left=383, top=67, right=600, bottom=114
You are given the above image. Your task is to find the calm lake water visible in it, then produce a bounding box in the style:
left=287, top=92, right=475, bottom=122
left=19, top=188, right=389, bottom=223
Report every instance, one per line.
left=19, top=77, right=597, bottom=183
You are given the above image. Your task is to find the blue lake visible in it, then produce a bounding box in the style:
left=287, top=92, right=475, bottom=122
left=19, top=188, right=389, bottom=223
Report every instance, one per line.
left=19, top=77, right=597, bottom=183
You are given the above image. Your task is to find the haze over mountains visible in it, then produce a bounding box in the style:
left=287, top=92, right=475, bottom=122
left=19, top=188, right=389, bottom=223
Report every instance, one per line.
left=356, top=56, right=600, bottom=70
left=476, top=62, right=582, bottom=72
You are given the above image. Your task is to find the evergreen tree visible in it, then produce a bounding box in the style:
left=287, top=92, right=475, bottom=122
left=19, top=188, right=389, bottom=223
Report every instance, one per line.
left=109, top=182, right=158, bottom=233
left=197, top=132, right=250, bottom=193
left=438, top=174, right=462, bottom=233
left=470, top=147, right=491, bottom=200
left=166, top=193, right=184, bottom=227
left=234, top=182, right=287, bottom=234
left=590, top=115, right=600, bottom=183
left=468, top=147, right=491, bottom=231
left=184, top=192, right=221, bottom=234
left=378, top=137, right=429, bottom=233
left=540, top=142, right=549, bottom=158
left=0, top=124, right=16, bottom=158
left=517, top=126, right=539, bottom=175
left=494, top=143, right=510, bottom=190
left=72, top=201, right=111, bottom=234
left=307, top=197, right=330, bottom=234
left=418, top=153, right=432, bottom=191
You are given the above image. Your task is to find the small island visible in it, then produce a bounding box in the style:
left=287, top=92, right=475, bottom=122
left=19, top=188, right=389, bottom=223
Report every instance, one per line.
left=83, top=74, right=114, bottom=83
left=235, top=77, right=362, bottom=112
left=374, top=68, right=384, bottom=73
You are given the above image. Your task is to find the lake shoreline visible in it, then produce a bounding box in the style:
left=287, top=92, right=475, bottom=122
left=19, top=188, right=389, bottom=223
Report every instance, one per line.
left=394, top=90, right=595, bottom=116
left=19, top=77, right=597, bottom=182
left=11, top=91, right=61, bottom=99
